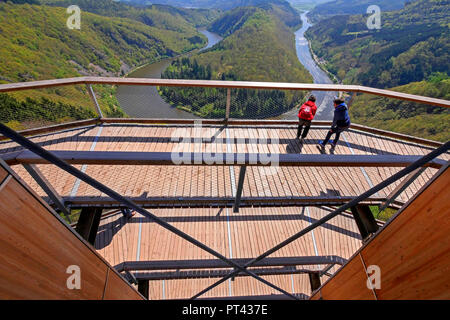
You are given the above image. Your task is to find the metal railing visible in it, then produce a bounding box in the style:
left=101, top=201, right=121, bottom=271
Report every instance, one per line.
left=0, top=77, right=448, bottom=148
left=0, top=77, right=449, bottom=108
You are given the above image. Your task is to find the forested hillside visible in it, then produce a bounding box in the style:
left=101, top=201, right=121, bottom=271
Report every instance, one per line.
left=160, top=5, right=313, bottom=118
left=306, top=0, right=449, bottom=141
left=287, top=0, right=333, bottom=12
left=41, top=0, right=221, bottom=28
left=306, top=0, right=449, bottom=88
left=0, top=1, right=214, bottom=129
left=308, top=0, right=405, bottom=21
left=350, top=74, right=450, bottom=141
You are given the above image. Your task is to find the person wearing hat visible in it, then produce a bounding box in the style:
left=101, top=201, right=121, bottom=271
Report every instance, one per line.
left=296, top=95, right=318, bottom=141
left=318, top=97, right=351, bottom=148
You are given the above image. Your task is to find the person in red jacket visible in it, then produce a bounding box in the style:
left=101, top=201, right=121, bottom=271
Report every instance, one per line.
left=296, top=95, right=318, bottom=141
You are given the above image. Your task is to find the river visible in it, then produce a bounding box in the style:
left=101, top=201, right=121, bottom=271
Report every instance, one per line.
left=115, top=29, right=222, bottom=119
left=117, top=13, right=334, bottom=120
left=279, top=11, right=335, bottom=120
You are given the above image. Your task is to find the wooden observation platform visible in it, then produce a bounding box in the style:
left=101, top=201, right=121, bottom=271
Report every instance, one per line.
left=0, top=78, right=448, bottom=300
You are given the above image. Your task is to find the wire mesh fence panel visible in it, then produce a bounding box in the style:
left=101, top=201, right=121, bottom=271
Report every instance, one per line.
left=122, top=85, right=314, bottom=120
left=349, top=92, right=450, bottom=143
left=0, top=85, right=99, bottom=131
left=116, top=84, right=199, bottom=119
left=228, top=88, right=307, bottom=120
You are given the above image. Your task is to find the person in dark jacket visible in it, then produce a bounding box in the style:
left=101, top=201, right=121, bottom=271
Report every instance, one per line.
left=296, top=95, right=318, bottom=141
left=318, top=98, right=351, bottom=148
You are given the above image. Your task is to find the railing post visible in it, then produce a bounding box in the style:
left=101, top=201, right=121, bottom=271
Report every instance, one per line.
left=75, top=207, right=103, bottom=245
left=308, top=272, right=321, bottom=293
left=233, top=165, right=247, bottom=213
left=86, top=84, right=103, bottom=118
left=225, top=88, right=231, bottom=121
left=347, top=91, right=357, bottom=109
left=137, top=279, right=149, bottom=299
left=350, top=205, right=379, bottom=242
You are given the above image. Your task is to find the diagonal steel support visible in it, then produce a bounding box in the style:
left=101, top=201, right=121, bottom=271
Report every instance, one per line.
left=233, top=166, right=246, bottom=213
left=378, top=167, right=426, bottom=214
left=86, top=84, right=103, bottom=118
left=190, top=143, right=450, bottom=299
left=22, top=163, right=72, bottom=223
left=0, top=122, right=299, bottom=300
left=319, top=264, right=335, bottom=277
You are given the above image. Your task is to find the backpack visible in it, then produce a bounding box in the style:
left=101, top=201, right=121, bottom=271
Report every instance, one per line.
left=299, top=104, right=313, bottom=119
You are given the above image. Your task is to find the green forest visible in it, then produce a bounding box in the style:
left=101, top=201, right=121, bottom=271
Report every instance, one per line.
left=350, top=74, right=450, bottom=142
left=306, top=0, right=449, bottom=141
left=308, top=0, right=405, bottom=21
left=0, top=0, right=215, bottom=129
left=160, top=5, right=312, bottom=118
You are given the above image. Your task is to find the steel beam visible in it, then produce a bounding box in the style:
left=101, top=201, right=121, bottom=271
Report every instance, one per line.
left=2, top=122, right=448, bottom=301
left=137, top=280, right=149, bottom=299
left=233, top=166, right=247, bottom=213
left=75, top=207, right=103, bottom=245
left=115, top=256, right=347, bottom=273
left=22, top=164, right=72, bottom=223
left=308, top=272, right=321, bottom=292
left=350, top=205, right=380, bottom=242
left=64, top=195, right=387, bottom=209
left=15, top=150, right=447, bottom=169
left=130, top=266, right=325, bottom=281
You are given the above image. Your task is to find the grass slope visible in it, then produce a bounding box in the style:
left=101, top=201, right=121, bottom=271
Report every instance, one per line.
left=305, top=0, right=449, bottom=141
left=0, top=2, right=211, bottom=128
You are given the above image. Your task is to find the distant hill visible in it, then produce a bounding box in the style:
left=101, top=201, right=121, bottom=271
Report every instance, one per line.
left=41, top=0, right=221, bottom=27
left=0, top=1, right=214, bottom=128
left=122, top=0, right=298, bottom=11
left=306, top=0, right=449, bottom=88
left=159, top=6, right=313, bottom=118
left=350, top=75, right=450, bottom=142
left=308, top=0, right=406, bottom=21
left=306, top=0, right=449, bottom=141
left=121, top=1, right=302, bottom=29
left=287, top=0, right=334, bottom=12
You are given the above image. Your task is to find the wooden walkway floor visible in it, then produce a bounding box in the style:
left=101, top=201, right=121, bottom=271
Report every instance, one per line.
left=0, top=122, right=446, bottom=299
left=0, top=123, right=446, bottom=205
left=94, top=206, right=362, bottom=299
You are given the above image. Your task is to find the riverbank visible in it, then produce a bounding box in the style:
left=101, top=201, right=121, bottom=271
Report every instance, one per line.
left=116, top=29, right=222, bottom=119
left=282, top=11, right=335, bottom=121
